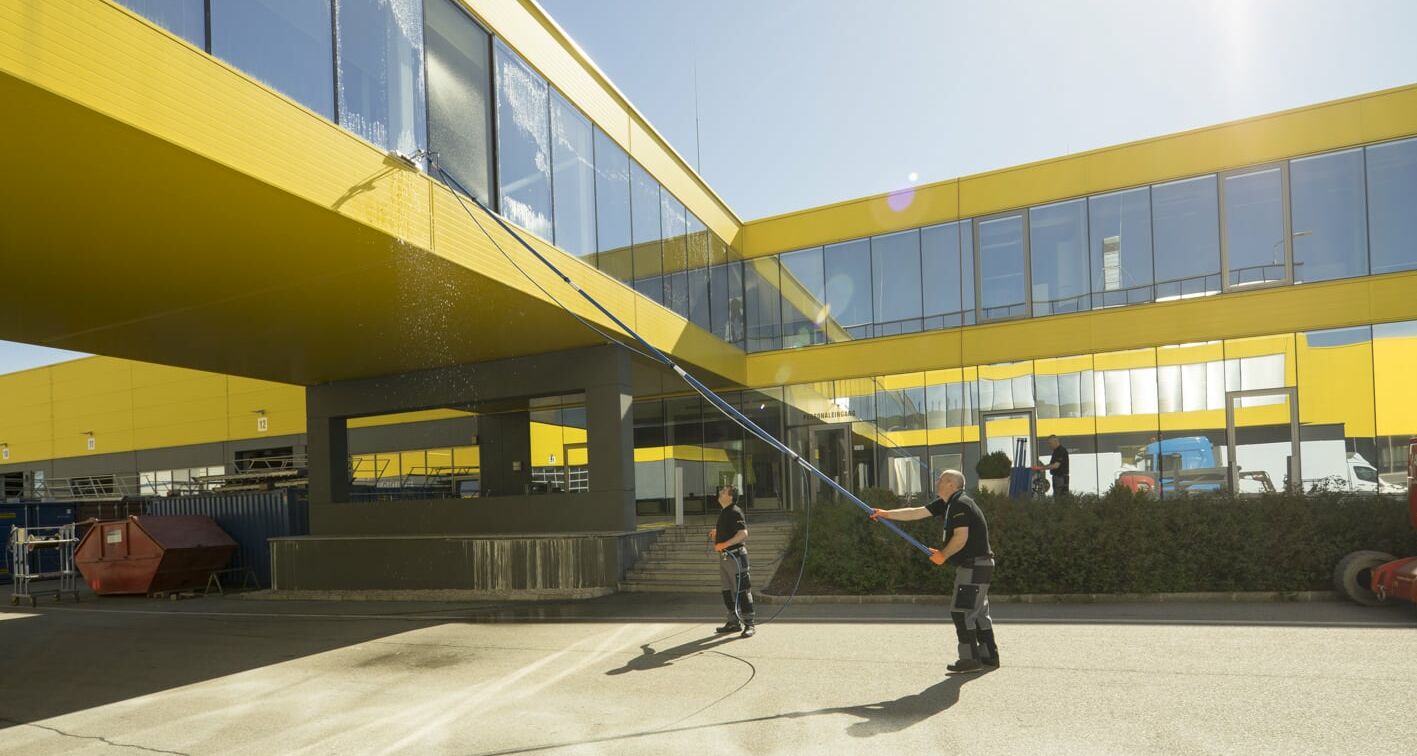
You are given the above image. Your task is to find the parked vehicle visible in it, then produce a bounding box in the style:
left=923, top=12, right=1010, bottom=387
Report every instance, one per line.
left=1115, top=436, right=1274, bottom=495
left=1333, top=437, right=1417, bottom=607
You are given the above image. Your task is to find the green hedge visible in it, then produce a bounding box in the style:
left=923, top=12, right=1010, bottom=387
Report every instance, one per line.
left=767, top=487, right=1417, bottom=595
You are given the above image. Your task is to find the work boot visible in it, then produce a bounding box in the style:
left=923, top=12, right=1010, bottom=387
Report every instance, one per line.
left=740, top=624, right=756, bottom=638
left=714, top=620, right=742, bottom=634
left=947, top=658, right=984, bottom=674
left=978, top=629, right=1000, bottom=667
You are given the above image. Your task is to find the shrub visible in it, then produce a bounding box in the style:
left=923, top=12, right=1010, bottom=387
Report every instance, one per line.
left=975, top=451, right=1011, bottom=480
left=768, top=489, right=1417, bottom=596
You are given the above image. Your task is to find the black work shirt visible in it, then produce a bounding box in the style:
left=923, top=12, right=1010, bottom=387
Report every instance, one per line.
left=926, top=491, right=991, bottom=566
left=1048, top=445, right=1070, bottom=477
left=715, top=504, right=746, bottom=546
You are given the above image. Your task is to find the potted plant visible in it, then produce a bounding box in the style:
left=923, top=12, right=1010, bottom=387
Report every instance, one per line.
left=975, top=450, right=1012, bottom=495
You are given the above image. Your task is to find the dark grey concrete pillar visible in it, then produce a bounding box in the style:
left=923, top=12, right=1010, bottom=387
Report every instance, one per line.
left=586, top=363, right=635, bottom=530
left=306, top=393, right=349, bottom=505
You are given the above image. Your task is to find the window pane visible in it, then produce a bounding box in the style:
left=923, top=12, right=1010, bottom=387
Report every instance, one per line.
left=1152, top=175, right=1220, bottom=299
left=593, top=129, right=632, bottom=282
left=710, top=260, right=746, bottom=347
left=630, top=162, right=663, bottom=303
left=493, top=41, right=552, bottom=239
left=745, top=258, right=782, bottom=352
left=662, top=191, right=689, bottom=317
left=1029, top=199, right=1090, bottom=316
left=550, top=91, right=596, bottom=258
left=422, top=0, right=491, bottom=203
left=116, top=0, right=206, bottom=48
left=823, top=239, right=873, bottom=339
left=211, top=1, right=333, bottom=120
left=1290, top=150, right=1367, bottom=284
left=961, top=219, right=976, bottom=325
left=1223, top=167, right=1287, bottom=287
left=976, top=214, right=1027, bottom=320
left=687, top=214, right=712, bottom=331
left=1367, top=138, right=1417, bottom=275
left=337, top=0, right=426, bottom=158
left=921, top=222, right=968, bottom=329
left=872, top=230, right=923, bottom=336
left=780, top=247, right=826, bottom=347
left=1089, top=188, right=1154, bottom=308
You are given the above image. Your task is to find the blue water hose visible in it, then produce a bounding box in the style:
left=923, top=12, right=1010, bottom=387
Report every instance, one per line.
left=421, top=155, right=934, bottom=559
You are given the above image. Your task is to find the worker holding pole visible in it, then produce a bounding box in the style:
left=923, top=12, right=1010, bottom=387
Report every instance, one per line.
left=871, top=469, right=999, bottom=673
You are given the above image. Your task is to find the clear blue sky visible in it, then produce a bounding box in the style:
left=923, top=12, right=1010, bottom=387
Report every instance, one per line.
left=4, top=0, right=1416, bottom=375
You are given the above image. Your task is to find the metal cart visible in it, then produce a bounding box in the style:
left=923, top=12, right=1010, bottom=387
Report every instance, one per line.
left=7, top=523, right=81, bottom=607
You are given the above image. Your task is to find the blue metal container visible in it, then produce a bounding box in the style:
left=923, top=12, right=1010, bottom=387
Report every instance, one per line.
left=143, top=490, right=308, bottom=587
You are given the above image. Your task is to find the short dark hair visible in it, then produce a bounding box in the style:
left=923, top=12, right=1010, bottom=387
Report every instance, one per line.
left=718, top=484, right=737, bottom=497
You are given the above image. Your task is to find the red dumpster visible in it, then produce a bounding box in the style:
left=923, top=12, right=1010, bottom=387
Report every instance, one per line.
left=76, top=516, right=237, bottom=595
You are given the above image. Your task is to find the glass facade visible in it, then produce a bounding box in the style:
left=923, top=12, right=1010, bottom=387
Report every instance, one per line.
left=1089, top=188, right=1153, bottom=308
left=1291, top=149, right=1367, bottom=283
left=1030, top=199, right=1090, bottom=315
left=779, top=247, right=826, bottom=348
left=423, top=0, right=493, bottom=205
left=593, top=128, right=633, bottom=282
left=823, top=239, right=874, bottom=339
left=494, top=41, right=552, bottom=240
left=872, top=231, right=923, bottom=336
left=211, top=0, right=335, bottom=120
left=630, top=161, right=664, bottom=303
left=1152, top=175, right=1220, bottom=299
left=1366, top=137, right=1417, bottom=275
left=116, top=0, right=207, bottom=48
left=335, top=0, right=426, bottom=159
left=550, top=90, right=597, bottom=258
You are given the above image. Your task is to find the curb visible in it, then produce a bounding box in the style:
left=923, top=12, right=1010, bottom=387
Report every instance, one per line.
left=233, top=587, right=616, bottom=602
left=757, top=590, right=1340, bottom=605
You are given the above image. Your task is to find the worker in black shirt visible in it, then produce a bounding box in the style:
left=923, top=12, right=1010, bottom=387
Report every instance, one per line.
left=871, top=469, right=998, bottom=673
left=708, top=485, right=755, bottom=638
left=1033, top=435, right=1070, bottom=496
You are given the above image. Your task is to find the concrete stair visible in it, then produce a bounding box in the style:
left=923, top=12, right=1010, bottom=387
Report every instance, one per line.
left=620, top=520, right=795, bottom=593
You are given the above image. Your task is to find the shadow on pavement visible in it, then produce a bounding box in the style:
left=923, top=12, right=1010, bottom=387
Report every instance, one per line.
left=605, top=631, right=741, bottom=675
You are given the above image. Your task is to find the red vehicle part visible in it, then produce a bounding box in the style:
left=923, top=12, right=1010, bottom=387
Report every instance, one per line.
left=76, top=515, right=236, bottom=595
left=1335, top=437, right=1417, bottom=607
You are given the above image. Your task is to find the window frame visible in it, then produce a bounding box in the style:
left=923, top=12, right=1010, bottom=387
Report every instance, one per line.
left=1219, top=161, right=1293, bottom=292
left=972, top=210, right=1032, bottom=323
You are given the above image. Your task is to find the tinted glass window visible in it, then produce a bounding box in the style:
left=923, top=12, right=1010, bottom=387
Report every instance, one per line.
left=872, top=230, right=923, bottom=336
left=661, top=192, right=689, bottom=317
left=1089, top=188, right=1154, bottom=308
left=1366, top=138, right=1417, bottom=275
left=1029, top=199, right=1090, bottom=315
left=212, top=0, right=334, bottom=121
left=550, top=91, right=596, bottom=258
left=1223, top=166, right=1287, bottom=287
left=422, top=0, right=492, bottom=204
left=630, top=162, right=663, bottom=303
left=493, top=41, right=552, bottom=239
left=1152, top=175, right=1220, bottom=299
left=592, top=129, right=632, bottom=282
left=687, top=214, right=712, bottom=331
left=975, top=214, right=1027, bottom=320
left=336, top=0, right=426, bottom=158
left=1291, top=149, right=1367, bottom=283
left=921, top=222, right=966, bottom=329
left=824, top=239, right=873, bottom=339
left=116, top=0, right=206, bottom=48
left=780, top=247, right=826, bottom=347
left=711, top=261, right=746, bottom=347
left=745, top=258, right=782, bottom=352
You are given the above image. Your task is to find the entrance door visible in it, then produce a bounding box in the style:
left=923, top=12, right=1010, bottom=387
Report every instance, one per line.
left=1226, top=388, right=1300, bottom=494
left=808, top=424, right=853, bottom=500
left=980, top=410, right=1038, bottom=470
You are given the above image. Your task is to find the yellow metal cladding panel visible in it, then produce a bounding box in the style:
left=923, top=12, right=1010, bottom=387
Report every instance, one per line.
left=1296, top=336, right=1376, bottom=437
left=130, top=362, right=229, bottom=449
left=742, top=181, right=961, bottom=258
left=741, top=83, right=1417, bottom=257
left=1037, top=417, right=1097, bottom=438
left=1156, top=343, right=1222, bottom=367
left=1035, top=354, right=1096, bottom=375
left=226, top=378, right=306, bottom=440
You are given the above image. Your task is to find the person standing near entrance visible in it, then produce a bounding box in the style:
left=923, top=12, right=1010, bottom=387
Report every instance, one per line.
left=708, top=485, right=755, bottom=638
left=870, top=469, right=998, bottom=673
left=1034, top=435, right=1070, bottom=496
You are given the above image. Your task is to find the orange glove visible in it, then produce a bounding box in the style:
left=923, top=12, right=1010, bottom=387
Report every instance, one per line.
left=928, top=548, right=947, bottom=566
left=714, top=541, right=730, bottom=553
left=869, top=508, right=887, bottom=521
